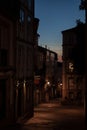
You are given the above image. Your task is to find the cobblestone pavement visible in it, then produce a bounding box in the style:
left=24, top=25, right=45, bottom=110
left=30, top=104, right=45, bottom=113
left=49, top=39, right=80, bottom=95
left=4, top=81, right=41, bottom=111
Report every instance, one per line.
left=22, top=99, right=85, bottom=130
left=1, top=99, right=86, bottom=130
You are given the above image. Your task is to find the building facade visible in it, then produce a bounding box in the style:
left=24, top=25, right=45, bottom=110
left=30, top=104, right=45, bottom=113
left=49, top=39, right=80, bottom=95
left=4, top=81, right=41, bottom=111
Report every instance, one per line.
left=34, top=46, right=46, bottom=105
left=0, top=0, right=35, bottom=125
left=62, top=23, right=85, bottom=104
left=34, top=46, right=58, bottom=104
left=56, top=62, right=63, bottom=98
left=45, top=48, right=58, bottom=100
left=15, top=0, right=35, bottom=123
left=0, top=0, right=18, bottom=125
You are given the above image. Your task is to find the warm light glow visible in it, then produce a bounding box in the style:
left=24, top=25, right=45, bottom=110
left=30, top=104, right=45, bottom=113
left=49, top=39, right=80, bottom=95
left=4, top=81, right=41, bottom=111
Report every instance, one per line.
left=69, top=62, right=74, bottom=72
left=24, top=80, right=26, bottom=88
left=47, top=81, right=50, bottom=85
left=16, top=80, right=19, bottom=87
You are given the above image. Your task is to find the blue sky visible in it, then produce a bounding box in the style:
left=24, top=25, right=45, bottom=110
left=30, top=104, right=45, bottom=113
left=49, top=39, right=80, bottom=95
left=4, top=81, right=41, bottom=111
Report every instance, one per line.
left=35, top=0, right=85, bottom=61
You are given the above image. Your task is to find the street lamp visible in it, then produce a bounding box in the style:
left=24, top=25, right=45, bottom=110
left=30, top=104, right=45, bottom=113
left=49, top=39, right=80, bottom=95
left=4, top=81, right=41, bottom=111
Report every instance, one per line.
left=47, top=81, right=50, bottom=85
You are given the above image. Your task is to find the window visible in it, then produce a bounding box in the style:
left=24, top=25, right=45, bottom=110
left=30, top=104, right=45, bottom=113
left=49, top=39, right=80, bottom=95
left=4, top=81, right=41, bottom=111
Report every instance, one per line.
left=27, top=15, right=31, bottom=41
left=20, top=9, right=25, bottom=23
left=28, top=15, right=31, bottom=23
left=27, top=0, right=32, bottom=10
left=68, top=78, right=74, bottom=90
left=0, top=49, right=7, bottom=66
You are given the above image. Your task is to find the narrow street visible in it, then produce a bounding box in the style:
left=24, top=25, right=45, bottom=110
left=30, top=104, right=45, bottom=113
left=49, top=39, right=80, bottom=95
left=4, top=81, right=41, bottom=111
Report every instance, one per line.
left=23, top=99, right=85, bottom=130
left=4, top=99, right=86, bottom=130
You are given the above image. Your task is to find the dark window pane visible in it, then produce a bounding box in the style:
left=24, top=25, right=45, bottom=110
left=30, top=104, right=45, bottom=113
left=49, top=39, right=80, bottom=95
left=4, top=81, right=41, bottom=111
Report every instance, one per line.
left=20, top=9, right=25, bottom=23
left=0, top=49, right=7, bottom=66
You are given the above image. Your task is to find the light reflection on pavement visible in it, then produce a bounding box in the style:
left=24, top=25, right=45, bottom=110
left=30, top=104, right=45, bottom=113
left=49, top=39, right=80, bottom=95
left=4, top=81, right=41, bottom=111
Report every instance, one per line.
left=22, top=100, right=85, bottom=130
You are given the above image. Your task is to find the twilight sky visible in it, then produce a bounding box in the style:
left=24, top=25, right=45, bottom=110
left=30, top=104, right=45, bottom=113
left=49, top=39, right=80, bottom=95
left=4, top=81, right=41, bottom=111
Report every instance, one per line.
left=35, top=0, right=85, bottom=62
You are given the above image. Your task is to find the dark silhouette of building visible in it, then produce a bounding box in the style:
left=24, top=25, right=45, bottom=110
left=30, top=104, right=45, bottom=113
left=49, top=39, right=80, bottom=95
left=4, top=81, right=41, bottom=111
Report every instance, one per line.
left=34, top=46, right=46, bottom=105
left=79, top=0, right=87, bottom=125
left=0, top=0, right=18, bottom=125
left=15, top=0, right=35, bottom=124
left=34, top=45, right=58, bottom=104
left=0, top=0, right=35, bottom=125
left=56, top=62, right=63, bottom=98
left=62, top=22, right=85, bottom=104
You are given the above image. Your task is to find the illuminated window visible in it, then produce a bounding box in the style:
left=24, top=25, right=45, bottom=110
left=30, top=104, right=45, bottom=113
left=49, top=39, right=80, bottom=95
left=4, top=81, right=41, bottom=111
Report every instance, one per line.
left=27, top=0, right=32, bottom=10
left=69, top=62, right=74, bottom=72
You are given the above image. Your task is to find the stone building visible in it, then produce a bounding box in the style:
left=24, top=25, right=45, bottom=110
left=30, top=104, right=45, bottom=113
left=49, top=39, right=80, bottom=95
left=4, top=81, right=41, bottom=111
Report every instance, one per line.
left=62, top=23, right=85, bottom=104
left=34, top=46, right=46, bottom=105
left=45, top=48, right=58, bottom=100
left=34, top=46, right=58, bottom=104
left=0, top=0, right=35, bottom=125
left=56, top=62, right=63, bottom=98
left=15, top=0, right=35, bottom=123
left=0, top=0, right=18, bottom=125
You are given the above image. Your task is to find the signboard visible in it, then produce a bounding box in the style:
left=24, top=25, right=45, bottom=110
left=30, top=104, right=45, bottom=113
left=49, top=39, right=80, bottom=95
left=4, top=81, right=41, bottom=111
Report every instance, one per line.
left=34, top=75, right=40, bottom=85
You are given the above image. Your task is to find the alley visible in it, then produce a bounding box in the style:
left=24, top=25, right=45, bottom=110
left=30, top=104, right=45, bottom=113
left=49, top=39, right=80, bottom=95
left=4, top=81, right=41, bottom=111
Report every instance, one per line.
left=8, top=100, right=85, bottom=130
left=23, top=99, right=85, bottom=130
left=4, top=99, right=86, bottom=130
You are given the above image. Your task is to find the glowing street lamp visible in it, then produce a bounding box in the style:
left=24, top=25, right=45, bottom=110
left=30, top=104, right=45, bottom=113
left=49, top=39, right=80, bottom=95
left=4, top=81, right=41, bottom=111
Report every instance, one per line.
left=47, top=81, right=50, bottom=85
